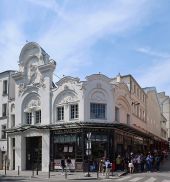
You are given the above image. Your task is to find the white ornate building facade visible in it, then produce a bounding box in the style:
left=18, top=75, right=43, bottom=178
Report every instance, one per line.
left=0, top=42, right=168, bottom=172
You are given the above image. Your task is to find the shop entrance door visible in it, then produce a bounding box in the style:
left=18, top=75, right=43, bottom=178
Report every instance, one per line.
left=26, top=136, right=42, bottom=170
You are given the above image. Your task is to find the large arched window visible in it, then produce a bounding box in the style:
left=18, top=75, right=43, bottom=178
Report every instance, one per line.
left=22, top=94, right=41, bottom=125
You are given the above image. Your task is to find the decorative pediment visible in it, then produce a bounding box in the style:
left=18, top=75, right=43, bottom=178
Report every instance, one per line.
left=55, top=91, right=78, bottom=105
left=86, top=74, right=111, bottom=83
left=56, top=76, right=80, bottom=86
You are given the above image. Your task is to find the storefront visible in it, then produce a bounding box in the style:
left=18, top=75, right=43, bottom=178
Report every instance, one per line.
left=50, top=123, right=114, bottom=171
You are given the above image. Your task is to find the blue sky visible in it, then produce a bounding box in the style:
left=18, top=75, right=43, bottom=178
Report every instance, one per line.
left=1, top=0, right=170, bottom=94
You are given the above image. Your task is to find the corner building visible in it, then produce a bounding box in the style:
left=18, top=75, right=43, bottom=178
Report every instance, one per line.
left=7, top=42, right=168, bottom=172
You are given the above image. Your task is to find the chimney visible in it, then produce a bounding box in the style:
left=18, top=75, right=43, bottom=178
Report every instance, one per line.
left=116, top=73, right=121, bottom=83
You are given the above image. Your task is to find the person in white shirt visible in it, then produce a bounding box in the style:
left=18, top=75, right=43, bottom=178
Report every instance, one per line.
left=105, top=159, right=111, bottom=179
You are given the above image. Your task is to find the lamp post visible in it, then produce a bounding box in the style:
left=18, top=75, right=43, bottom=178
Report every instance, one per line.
left=86, top=132, right=91, bottom=177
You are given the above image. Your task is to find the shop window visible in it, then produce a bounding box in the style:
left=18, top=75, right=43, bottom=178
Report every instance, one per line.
left=35, top=110, right=41, bottom=124
left=1, top=125, right=6, bottom=139
left=70, top=104, right=79, bottom=119
left=115, top=107, right=120, bottom=122
left=2, top=103, right=7, bottom=117
left=90, top=103, right=106, bottom=119
left=57, top=106, right=64, bottom=121
left=26, top=112, right=32, bottom=124
left=3, top=80, right=8, bottom=95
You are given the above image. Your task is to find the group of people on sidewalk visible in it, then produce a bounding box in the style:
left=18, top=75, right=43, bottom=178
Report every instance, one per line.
left=99, top=150, right=168, bottom=175
left=115, top=150, right=168, bottom=174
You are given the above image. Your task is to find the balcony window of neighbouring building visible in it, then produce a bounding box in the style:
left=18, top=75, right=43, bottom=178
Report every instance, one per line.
left=70, top=104, right=79, bottom=119
left=3, top=80, right=8, bottom=95
left=35, top=110, right=41, bottom=124
left=1, top=125, right=6, bottom=139
left=2, top=103, right=7, bottom=117
left=26, top=112, right=32, bottom=124
left=57, top=106, right=64, bottom=121
left=90, top=103, right=106, bottom=119
left=115, top=106, right=120, bottom=122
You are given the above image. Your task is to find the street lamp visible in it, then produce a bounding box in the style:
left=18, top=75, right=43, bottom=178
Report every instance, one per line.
left=86, top=132, right=91, bottom=177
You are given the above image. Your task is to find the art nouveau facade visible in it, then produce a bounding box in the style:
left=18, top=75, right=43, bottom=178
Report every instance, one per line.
left=1, top=42, right=167, bottom=172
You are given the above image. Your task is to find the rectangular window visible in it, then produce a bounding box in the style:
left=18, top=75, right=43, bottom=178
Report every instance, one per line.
left=26, top=112, right=32, bottom=124
left=2, top=103, right=7, bottom=117
left=12, top=138, right=15, bottom=147
left=11, top=114, right=15, bottom=127
left=127, top=114, right=130, bottom=125
left=3, top=80, right=8, bottom=95
left=57, top=106, right=64, bottom=121
left=35, top=110, right=41, bottom=123
left=90, top=103, right=106, bottom=119
left=70, top=104, right=79, bottom=119
left=1, top=125, right=6, bottom=139
left=115, top=107, right=119, bottom=122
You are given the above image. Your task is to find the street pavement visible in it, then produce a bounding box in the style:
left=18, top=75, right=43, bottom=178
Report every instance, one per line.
left=1, top=157, right=170, bottom=182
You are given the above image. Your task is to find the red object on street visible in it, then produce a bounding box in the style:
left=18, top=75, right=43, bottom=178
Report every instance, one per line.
left=112, top=162, right=116, bottom=172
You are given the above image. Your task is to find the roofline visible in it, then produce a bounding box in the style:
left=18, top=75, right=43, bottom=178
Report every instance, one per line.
left=0, top=70, right=16, bottom=75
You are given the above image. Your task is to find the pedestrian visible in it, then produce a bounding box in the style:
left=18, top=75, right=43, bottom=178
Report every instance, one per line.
left=101, top=158, right=106, bottom=176
left=66, top=157, right=72, bottom=173
left=105, top=159, right=111, bottom=179
left=61, top=157, right=66, bottom=175
left=116, top=155, right=122, bottom=171
left=128, top=157, right=134, bottom=174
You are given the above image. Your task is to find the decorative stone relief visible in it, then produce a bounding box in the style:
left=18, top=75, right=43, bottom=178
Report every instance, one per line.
left=91, top=91, right=105, bottom=101
left=56, top=92, right=78, bottom=105
left=24, top=99, right=41, bottom=111
left=18, top=83, right=26, bottom=96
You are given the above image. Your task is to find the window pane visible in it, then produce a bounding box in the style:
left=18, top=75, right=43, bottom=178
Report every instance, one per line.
left=26, top=112, right=32, bottom=124
left=1, top=125, right=6, bottom=139
left=70, top=104, right=79, bottom=119
left=35, top=110, right=41, bottom=123
left=90, top=103, right=106, bottom=119
left=3, top=80, right=7, bottom=95
left=57, top=106, right=64, bottom=121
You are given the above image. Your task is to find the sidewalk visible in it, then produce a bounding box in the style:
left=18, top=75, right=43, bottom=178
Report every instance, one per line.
left=0, top=170, right=124, bottom=181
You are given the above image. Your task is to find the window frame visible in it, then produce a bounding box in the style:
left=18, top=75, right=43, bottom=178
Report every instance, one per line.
left=57, top=106, right=64, bottom=121
left=1, top=125, right=6, bottom=139
left=25, top=112, right=32, bottom=125
left=35, top=110, right=41, bottom=124
left=70, top=104, right=79, bottom=120
left=3, top=80, right=8, bottom=95
left=90, top=103, right=107, bottom=120
left=2, top=103, right=7, bottom=117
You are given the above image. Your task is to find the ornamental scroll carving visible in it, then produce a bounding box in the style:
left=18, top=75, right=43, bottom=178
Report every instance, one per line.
left=18, top=75, right=46, bottom=96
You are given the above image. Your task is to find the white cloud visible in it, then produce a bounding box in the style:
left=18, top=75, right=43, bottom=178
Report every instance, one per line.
left=38, top=0, right=152, bottom=76
left=0, top=0, right=153, bottom=77
left=136, top=47, right=170, bottom=58
left=138, top=58, right=170, bottom=94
